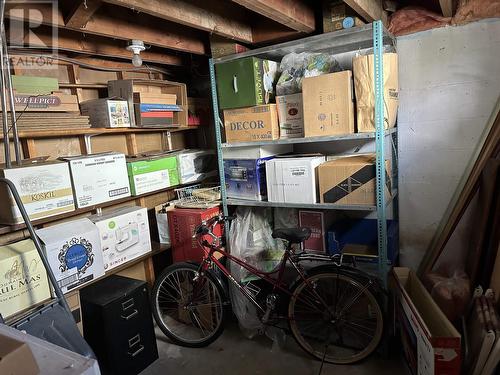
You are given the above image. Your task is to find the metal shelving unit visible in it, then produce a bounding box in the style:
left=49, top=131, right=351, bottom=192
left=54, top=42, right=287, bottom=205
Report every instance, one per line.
left=209, top=21, right=398, bottom=288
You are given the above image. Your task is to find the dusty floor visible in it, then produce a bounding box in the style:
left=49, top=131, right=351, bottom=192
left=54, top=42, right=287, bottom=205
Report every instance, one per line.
left=142, top=320, right=409, bottom=375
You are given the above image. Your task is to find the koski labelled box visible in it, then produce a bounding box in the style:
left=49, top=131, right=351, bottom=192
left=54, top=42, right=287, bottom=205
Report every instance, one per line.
left=0, top=239, right=51, bottom=319
left=0, top=161, right=75, bottom=224
left=61, top=152, right=130, bottom=208
left=276, top=93, right=304, bottom=138
left=223, top=104, right=279, bottom=143
left=90, top=206, right=151, bottom=271
left=37, top=218, right=104, bottom=293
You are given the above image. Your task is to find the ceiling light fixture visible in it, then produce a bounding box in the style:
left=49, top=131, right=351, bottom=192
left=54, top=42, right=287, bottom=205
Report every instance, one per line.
left=126, top=40, right=146, bottom=67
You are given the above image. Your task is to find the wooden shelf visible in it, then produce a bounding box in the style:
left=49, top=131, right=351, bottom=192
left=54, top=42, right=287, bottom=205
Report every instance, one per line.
left=0, top=126, right=203, bottom=139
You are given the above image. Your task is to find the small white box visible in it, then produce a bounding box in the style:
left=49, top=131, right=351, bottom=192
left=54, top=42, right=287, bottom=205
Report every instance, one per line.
left=36, top=218, right=104, bottom=293
left=277, top=93, right=304, bottom=138
left=80, top=98, right=131, bottom=128
left=266, top=155, right=325, bottom=204
left=0, top=161, right=75, bottom=224
left=61, top=152, right=130, bottom=208
left=175, top=149, right=217, bottom=184
left=89, top=206, right=151, bottom=271
left=222, top=144, right=292, bottom=159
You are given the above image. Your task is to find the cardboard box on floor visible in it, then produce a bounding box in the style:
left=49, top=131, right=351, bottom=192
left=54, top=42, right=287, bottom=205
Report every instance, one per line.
left=0, top=334, right=39, bottom=375
left=223, top=104, right=279, bottom=143
left=393, top=267, right=461, bottom=375
left=318, top=154, right=392, bottom=205
left=302, top=71, right=355, bottom=137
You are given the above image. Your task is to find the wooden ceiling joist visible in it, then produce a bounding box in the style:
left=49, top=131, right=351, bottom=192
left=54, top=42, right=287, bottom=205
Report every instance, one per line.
left=64, top=0, right=102, bottom=28
left=343, top=0, right=388, bottom=25
left=6, top=2, right=207, bottom=55
left=232, top=0, right=315, bottom=33
left=103, top=0, right=253, bottom=43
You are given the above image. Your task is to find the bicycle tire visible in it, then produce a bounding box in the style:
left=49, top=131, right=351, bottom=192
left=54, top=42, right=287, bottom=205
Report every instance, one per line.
left=288, top=268, right=384, bottom=364
left=151, top=262, right=227, bottom=348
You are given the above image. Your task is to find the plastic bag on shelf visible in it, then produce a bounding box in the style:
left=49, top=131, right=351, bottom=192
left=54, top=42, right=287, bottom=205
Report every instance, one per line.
left=276, top=53, right=342, bottom=96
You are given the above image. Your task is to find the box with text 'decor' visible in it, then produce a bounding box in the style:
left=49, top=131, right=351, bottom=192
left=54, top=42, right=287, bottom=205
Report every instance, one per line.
left=223, top=104, right=279, bottom=143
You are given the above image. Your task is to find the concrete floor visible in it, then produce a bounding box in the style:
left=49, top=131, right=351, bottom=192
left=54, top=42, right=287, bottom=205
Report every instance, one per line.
left=142, top=320, right=409, bottom=375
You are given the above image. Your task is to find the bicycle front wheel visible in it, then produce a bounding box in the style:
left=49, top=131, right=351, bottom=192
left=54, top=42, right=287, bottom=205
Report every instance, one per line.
left=288, top=271, right=383, bottom=364
left=151, top=262, right=227, bottom=348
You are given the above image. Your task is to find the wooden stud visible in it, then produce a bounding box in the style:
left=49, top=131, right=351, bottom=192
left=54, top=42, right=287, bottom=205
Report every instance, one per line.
left=68, top=64, right=84, bottom=103
left=125, top=133, right=138, bottom=155
left=143, top=257, right=156, bottom=286
left=21, top=138, right=37, bottom=158
left=65, top=0, right=102, bottom=29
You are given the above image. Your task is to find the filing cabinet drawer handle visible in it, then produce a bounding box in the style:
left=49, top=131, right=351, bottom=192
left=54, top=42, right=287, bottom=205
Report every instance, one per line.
left=121, top=309, right=138, bottom=320
left=128, top=345, right=144, bottom=358
left=122, top=298, right=135, bottom=311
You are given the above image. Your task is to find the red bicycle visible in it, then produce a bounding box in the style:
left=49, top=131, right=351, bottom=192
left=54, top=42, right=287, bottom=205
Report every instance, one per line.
left=151, top=215, right=384, bottom=364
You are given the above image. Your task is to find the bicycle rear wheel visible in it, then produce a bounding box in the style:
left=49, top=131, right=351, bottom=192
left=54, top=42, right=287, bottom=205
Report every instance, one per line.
left=151, top=262, right=227, bottom=348
left=288, top=270, right=383, bottom=364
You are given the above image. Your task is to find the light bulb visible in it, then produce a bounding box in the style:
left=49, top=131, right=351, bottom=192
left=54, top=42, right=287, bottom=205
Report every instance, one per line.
left=132, top=53, right=142, bottom=67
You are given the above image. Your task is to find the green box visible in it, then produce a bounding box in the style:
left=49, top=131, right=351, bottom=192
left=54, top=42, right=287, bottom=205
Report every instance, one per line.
left=126, top=155, right=179, bottom=196
left=216, top=57, right=279, bottom=110
left=12, top=76, right=59, bottom=94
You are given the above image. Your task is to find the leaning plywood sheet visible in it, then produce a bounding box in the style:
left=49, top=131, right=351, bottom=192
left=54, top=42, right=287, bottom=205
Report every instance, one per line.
left=481, top=294, right=500, bottom=375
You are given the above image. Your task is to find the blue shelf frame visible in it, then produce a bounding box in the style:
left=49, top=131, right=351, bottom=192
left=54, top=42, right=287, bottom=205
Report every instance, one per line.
left=209, top=21, right=397, bottom=288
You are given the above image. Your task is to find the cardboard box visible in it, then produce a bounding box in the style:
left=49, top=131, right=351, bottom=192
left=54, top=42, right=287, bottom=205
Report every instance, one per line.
left=224, top=157, right=273, bottom=201
left=126, top=153, right=179, bottom=196
left=222, top=144, right=291, bottom=159
left=90, top=206, right=151, bottom=272
left=216, top=57, right=279, bottom=110
left=65, top=290, right=83, bottom=335
left=80, top=98, right=131, bottom=128
left=209, top=34, right=248, bottom=58
left=61, top=152, right=130, bottom=208
left=133, top=92, right=177, bottom=105
left=322, top=1, right=365, bottom=33
left=0, top=334, right=39, bottom=375
left=318, top=154, right=392, bottom=205
left=12, top=91, right=79, bottom=112
left=12, top=75, right=58, bottom=94
left=133, top=103, right=182, bottom=127
left=168, top=206, right=222, bottom=263
left=175, top=149, right=217, bottom=184
left=36, top=218, right=104, bottom=293
left=302, top=71, right=355, bottom=137
left=223, top=104, right=279, bottom=143
left=276, top=93, right=304, bottom=138
left=266, top=155, right=325, bottom=204
left=0, top=239, right=51, bottom=320
left=0, top=160, right=75, bottom=224
left=327, top=219, right=399, bottom=264
left=298, top=210, right=335, bottom=253
left=353, top=53, right=399, bottom=132
left=394, top=267, right=461, bottom=375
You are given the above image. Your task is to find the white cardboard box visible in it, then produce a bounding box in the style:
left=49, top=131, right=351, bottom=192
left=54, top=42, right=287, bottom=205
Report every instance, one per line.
left=89, top=206, right=151, bottom=271
left=0, top=239, right=51, bottom=319
left=276, top=93, right=304, bottom=138
left=175, top=149, right=217, bottom=184
left=222, top=144, right=292, bottom=159
left=266, top=155, right=325, bottom=204
left=0, top=161, right=75, bottom=224
left=36, top=218, right=104, bottom=293
left=61, top=152, right=130, bottom=208
left=80, top=98, right=131, bottom=128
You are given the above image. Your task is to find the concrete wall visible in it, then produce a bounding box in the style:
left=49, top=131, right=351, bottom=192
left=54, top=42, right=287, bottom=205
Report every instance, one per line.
left=398, top=19, right=500, bottom=269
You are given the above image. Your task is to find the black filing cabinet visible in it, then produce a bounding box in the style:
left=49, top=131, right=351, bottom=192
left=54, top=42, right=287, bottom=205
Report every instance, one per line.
left=80, top=275, right=158, bottom=375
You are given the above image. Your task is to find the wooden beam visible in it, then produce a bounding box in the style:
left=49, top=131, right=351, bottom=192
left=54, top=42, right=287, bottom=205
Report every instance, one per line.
left=252, top=16, right=303, bottom=45
left=5, top=2, right=207, bottom=55
left=343, top=0, right=388, bottom=25
left=8, top=25, right=184, bottom=66
left=64, top=0, right=102, bottom=28
left=232, top=0, right=315, bottom=33
left=103, top=0, right=253, bottom=43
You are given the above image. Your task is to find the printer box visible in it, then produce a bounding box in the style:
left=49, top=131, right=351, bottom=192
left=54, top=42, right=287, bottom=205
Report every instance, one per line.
left=0, top=160, right=75, bottom=224
left=126, top=153, right=179, bottom=196
left=90, top=206, right=151, bottom=272
left=175, top=149, right=217, bottom=184
left=224, top=157, right=273, bottom=201
left=0, top=239, right=51, bottom=319
left=266, top=155, right=325, bottom=204
left=80, top=98, right=131, bottom=128
left=36, top=218, right=104, bottom=293
left=61, top=152, right=130, bottom=208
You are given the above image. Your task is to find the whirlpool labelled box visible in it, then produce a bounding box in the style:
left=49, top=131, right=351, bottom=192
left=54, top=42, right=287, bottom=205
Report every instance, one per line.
left=90, top=206, right=151, bottom=272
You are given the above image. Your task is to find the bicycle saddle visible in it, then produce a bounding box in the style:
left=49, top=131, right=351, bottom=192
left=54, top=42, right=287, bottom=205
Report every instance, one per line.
left=272, top=227, right=311, bottom=244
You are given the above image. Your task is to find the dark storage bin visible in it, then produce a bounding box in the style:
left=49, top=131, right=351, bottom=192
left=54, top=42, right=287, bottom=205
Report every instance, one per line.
left=80, top=275, right=158, bottom=375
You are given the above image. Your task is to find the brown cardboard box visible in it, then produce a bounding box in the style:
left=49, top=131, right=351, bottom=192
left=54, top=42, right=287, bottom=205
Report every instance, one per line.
left=302, top=71, right=355, bottom=137
left=318, top=154, right=391, bottom=205
left=223, top=104, right=279, bottom=143
left=323, top=1, right=365, bottom=33
left=65, top=290, right=83, bottom=335
left=0, top=335, right=39, bottom=375
left=353, top=53, right=399, bottom=132
left=394, top=267, right=461, bottom=375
